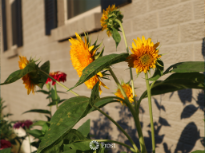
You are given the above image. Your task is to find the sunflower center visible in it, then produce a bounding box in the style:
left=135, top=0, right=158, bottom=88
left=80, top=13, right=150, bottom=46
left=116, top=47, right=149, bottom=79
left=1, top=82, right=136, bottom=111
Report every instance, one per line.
left=140, top=54, right=152, bottom=65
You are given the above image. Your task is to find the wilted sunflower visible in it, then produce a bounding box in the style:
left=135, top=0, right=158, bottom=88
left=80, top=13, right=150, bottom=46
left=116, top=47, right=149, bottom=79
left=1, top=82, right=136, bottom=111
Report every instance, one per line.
left=18, top=56, right=36, bottom=95
left=100, top=4, right=118, bottom=37
left=115, top=83, right=135, bottom=105
left=69, top=33, right=108, bottom=94
left=127, top=36, right=161, bottom=74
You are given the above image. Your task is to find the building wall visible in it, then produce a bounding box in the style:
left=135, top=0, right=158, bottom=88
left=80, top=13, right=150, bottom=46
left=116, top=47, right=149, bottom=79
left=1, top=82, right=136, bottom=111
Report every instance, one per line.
left=1, top=0, right=204, bottom=152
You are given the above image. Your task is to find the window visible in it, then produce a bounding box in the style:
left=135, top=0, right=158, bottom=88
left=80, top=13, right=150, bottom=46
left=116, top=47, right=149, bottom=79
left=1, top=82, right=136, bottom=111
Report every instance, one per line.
left=1, top=0, right=23, bottom=53
left=66, top=0, right=101, bottom=20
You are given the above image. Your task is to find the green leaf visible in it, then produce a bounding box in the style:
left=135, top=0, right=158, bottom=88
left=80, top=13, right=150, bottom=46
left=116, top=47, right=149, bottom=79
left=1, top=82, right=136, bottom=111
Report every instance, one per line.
left=0, top=62, right=36, bottom=85
left=37, top=96, right=91, bottom=153
left=70, top=53, right=129, bottom=91
left=36, top=90, right=50, bottom=94
left=0, top=148, right=11, bottom=153
left=90, top=82, right=100, bottom=106
left=63, top=129, right=86, bottom=144
left=149, top=60, right=164, bottom=81
left=32, top=120, right=48, bottom=127
left=27, top=129, right=44, bottom=138
left=112, top=27, right=121, bottom=49
left=138, top=72, right=204, bottom=103
left=47, top=99, right=66, bottom=106
left=77, top=119, right=90, bottom=138
left=23, top=109, right=51, bottom=115
left=191, top=151, right=204, bottom=153
left=38, top=61, right=50, bottom=88
left=164, top=61, right=204, bottom=74
left=64, top=141, right=92, bottom=152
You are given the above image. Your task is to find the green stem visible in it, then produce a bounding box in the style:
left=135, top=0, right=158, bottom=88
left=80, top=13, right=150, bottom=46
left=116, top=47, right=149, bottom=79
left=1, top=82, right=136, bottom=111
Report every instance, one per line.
left=39, top=69, right=79, bottom=96
left=54, top=84, right=58, bottom=109
left=48, top=84, right=52, bottom=116
left=145, top=73, right=155, bottom=153
left=109, top=68, right=147, bottom=153
left=97, top=139, right=138, bottom=153
left=93, top=105, right=139, bottom=153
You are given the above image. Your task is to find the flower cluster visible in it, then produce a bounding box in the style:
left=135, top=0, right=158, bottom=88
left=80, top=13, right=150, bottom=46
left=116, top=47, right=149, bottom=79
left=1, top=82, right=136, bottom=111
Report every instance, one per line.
left=13, top=120, right=33, bottom=129
left=0, top=139, right=11, bottom=150
left=46, top=71, right=67, bottom=85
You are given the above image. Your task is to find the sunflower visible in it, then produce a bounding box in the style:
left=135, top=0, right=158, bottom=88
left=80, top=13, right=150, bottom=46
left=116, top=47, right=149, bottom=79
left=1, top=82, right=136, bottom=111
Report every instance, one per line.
left=100, top=4, right=118, bottom=37
left=18, top=56, right=36, bottom=95
left=114, top=83, right=135, bottom=105
left=69, top=33, right=108, bottom=94
left=126, top=36, right=161, bottom=74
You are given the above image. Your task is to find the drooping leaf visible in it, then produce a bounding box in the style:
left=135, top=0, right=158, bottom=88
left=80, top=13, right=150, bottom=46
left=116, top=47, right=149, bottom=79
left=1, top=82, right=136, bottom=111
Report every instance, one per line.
left=37, top=96, right=90, bottom=153
left=70, top=53, right=129, bottom=90
left=149, top=60, right=164, bottom=81
left=47, top=99, right=66, bottom=106
left=36, top=90, right=50, bottom=94
left=0, top=62, right=36, bottom=85
left=164, top=61, right=204, bottom=74
left=77, top=119, right=90, bottom=138
left=191, top=151, right=204, bottom=153
left=23, top=109, right=51, bottom=115
left=38, top=61, right=50, bottom=88
left=112, top=27, right=121, bottom=49
left=90, top=82, right=100, bottom=106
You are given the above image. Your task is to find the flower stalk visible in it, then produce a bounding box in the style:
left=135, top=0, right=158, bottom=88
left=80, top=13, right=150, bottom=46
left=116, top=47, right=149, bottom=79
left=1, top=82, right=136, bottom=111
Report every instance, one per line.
left=54, top=84, right=58, bottom=109
left=93, top=105, right=139, bottom=152
left=109, top=68, right=146, bottom=153
left=145, top=73, right=155, bottom=153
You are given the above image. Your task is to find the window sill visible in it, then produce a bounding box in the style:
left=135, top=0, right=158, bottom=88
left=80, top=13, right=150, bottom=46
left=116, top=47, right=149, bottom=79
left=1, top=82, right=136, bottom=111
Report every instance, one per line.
left=3, top=45, right=18, bottom=58
left=51, top=12, right=102, bottom=41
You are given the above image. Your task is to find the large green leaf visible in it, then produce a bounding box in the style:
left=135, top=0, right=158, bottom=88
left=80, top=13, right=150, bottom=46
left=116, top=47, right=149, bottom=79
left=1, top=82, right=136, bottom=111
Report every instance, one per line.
left=37, top=96, right=90, bottom=153
left=69, top=53, right=129, bottom=90
left=90, top=82, right=100, bottom=106
left=164, top=61, right=204, bottom=74
left=38, top=61, right=50, bottom=88
left=77, top=119, right=90, bottom=138
left=0, top=148, right=11, bottom=153
left=23, top=109, right=51, bottom=115
left=27, top=129, right=44, bottom=139
left=191, top=151, right=204, bottom=153
left=138, top=72, right=204, bottom=103
left=0, top=62, right=36, bottom=85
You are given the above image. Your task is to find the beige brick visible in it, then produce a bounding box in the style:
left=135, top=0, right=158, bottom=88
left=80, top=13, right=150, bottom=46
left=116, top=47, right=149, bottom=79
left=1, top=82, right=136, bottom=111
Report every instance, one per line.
left=193, top=0, right=204, bottom=19
left=180, top=21, right=204, bottom=42
left=194, top=41, right=204, bottom=61
left=160, top=44, right=194, bottom=64
left=159, top=2, right=192, bottom=27
left=148, top=0, right=179, bottom=11
left=133, top=12, right=158, bottom=32
left=148, top=25, right=179, bottom=45
left=122, top=20, right=132, bottom=34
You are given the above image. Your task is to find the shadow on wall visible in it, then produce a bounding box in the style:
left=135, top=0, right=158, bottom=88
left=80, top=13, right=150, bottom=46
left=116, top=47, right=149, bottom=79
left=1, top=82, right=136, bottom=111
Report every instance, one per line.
left=90, top=38, right=205, bottom=153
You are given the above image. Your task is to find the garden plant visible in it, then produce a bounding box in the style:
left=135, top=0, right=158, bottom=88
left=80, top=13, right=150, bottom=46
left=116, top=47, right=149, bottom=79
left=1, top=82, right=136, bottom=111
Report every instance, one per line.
left=0, top=5, right=204, bottom=153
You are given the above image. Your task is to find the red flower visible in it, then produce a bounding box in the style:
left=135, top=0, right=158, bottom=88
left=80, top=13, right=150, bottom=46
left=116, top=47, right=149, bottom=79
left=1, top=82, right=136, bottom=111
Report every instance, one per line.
left=13, top=121, right=22, bottom=129
left=46, top=71, right=67, bottom=85
left=0, top=140, right=11, bottom=150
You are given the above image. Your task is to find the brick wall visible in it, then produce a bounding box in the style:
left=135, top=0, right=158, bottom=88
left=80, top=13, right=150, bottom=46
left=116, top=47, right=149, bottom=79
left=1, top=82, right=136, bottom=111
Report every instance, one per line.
left=1, top=0, right=204, bottom=152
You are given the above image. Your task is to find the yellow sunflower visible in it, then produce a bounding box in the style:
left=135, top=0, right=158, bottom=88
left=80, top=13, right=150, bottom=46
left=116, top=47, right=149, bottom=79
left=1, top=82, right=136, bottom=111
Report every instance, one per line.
left=18, top=56, right=36, bottom=95
left=100, top=4, right=118, bottom=37
left=69, top=33, right=108, bottom=94
left=114, top=83, right=135, bottom=105
left=127, top=36, right=161, bottom=74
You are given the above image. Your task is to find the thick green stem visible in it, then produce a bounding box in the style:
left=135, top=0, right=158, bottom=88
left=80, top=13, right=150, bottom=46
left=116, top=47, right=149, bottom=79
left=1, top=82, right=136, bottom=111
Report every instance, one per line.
left=97, top=139, right=138, bottom=153
left=145, top=73, right=155, bottom=153
left=93, top=105, right=139, bottom=153
left=109, top=68, right=147, bottom=153
left=39, top=69, right=79, bottom=96
left=54, top=84, right=58, bottom=109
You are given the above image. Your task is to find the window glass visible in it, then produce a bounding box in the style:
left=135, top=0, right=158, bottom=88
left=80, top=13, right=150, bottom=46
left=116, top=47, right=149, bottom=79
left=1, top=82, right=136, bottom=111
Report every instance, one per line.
left=67, top=0, right=100, bottom=19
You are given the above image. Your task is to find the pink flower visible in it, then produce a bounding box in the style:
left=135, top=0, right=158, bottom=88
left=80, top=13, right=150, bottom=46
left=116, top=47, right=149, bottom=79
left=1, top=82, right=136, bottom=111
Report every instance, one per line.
left=0, top=139, right=11, bottom=150
left=46, top=71, right=67, bottom=85
left=13, top=120, right=33, bottom=129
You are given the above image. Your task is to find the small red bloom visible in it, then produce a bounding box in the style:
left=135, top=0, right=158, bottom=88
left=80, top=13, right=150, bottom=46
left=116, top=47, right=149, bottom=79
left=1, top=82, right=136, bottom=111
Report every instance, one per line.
left=0, top=139, right=11, bottom=150
left=13, top=121, right=22, bottom=129
left=46, top=71, right=67, bottom=85
left=22, top=120, right=33, bottom=128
